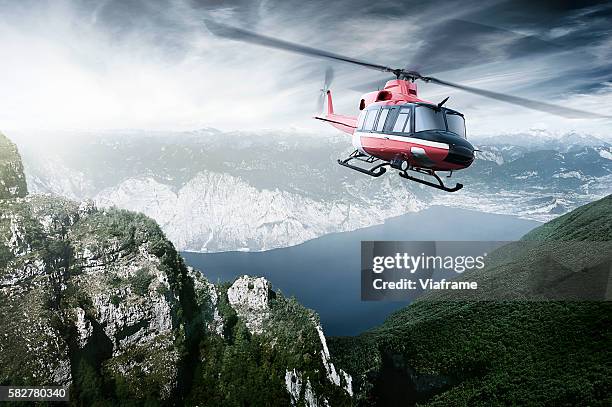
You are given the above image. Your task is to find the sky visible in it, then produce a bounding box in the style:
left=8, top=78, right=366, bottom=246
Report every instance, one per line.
left=1, top=0, right=611, bottom=138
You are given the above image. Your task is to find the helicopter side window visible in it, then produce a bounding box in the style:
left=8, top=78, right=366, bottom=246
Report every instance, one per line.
left=375, top=109, right=389, bottom=132
left=362, top=109, right=379, bottom=131
left=392, top=108, right=411, bottom=133
left=415, top=106, right=446, bottom=132
left=357, top=111, right=367, bottom=129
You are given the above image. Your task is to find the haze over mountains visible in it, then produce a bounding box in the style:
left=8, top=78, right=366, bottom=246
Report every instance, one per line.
left=16, top=128, right=612, bottom=252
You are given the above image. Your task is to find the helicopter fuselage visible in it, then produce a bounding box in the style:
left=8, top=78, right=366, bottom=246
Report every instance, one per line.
left=352, top=102, right=474, bottom=172
left=316, top=79, right=475, bottom=173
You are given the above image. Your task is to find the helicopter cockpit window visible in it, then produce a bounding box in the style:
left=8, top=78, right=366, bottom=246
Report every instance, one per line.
left=446, top=112, right=466, bottom=138
left=375, top=109, right=389, bottom=132
left=362, top=109, right=379, bottom=131
left=392, top=108, right=411, bottom=133
left=415, top=106, right=446, bottom=133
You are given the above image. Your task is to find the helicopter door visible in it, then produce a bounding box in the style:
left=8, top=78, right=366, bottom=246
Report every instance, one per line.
left=359, top=108, right=383, bottom=155
left=376, top=106, right=401, bottom=156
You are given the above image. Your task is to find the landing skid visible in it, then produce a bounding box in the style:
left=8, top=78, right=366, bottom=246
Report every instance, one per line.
left=337, top=151, right=463, bottom=192
left=337, top=151, right=388, bottom=177
left=399, top=169, right=463, bottom=192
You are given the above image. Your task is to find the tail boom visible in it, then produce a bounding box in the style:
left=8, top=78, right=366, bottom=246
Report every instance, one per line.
left=314, top=90, right=357, bottom=134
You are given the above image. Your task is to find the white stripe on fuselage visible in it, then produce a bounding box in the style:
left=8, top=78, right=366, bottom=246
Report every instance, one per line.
left=354, top=131, right=450, bottom=150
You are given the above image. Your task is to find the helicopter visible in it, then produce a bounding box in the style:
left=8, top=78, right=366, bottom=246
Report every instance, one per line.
left=204, top=19, right=610, bottom=192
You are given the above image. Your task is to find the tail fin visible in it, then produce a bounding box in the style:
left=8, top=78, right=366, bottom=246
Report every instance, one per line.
left=314, top=89, right=357, bottom=134
left=326, top=90, right=334, bottom=115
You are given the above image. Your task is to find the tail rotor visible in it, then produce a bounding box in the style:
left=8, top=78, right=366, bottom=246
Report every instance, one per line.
left=317, top=66, right=334, bottom=113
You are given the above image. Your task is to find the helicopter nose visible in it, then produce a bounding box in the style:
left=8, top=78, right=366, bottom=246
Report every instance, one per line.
left=445, top=143, right=475, bottom=167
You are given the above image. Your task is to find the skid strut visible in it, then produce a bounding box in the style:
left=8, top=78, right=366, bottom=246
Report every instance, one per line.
left=399, top=169, right=463, bottom=192
left=337, top=151, right=389, bottom=177
left=337, top=151, right=463, bottom=192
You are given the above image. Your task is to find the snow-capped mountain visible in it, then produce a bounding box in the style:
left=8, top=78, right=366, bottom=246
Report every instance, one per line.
left=16, top=129, right=612, bottom=252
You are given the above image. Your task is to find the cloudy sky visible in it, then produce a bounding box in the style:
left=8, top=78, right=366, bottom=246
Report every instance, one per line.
left=1, top=0, right=611, bottom=138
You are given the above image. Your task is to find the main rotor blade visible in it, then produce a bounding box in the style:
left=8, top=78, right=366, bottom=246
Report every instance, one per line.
left=353, top=19, right=571, bottom=94
left=424, top=76, right=612, bottom=119
left=204, top=19, right=397, bottom=74
left=204, top=18, right=609, bottom=120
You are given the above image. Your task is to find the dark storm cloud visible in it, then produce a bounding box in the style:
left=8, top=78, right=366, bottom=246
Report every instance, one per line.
left=17, top=0, right=608, bottom=71
left=0, top=0, right=610, bottom=133
left=62, top=0, right=612, bottom=88
left=192, top=0, right=612, bottom=95
left=405, top=19, right=566, bottom=74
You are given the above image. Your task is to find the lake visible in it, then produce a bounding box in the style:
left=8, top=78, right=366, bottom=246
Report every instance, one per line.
left=182, top=206, right=540, bottom=336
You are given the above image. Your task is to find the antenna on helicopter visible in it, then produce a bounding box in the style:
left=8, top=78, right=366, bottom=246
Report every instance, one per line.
left=437, top=97, right=450, bottom=109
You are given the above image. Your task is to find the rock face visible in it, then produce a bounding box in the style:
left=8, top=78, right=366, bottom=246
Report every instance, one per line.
left=0, top=195, right=191, bottom=402
left=227, top=275, right=271, bottom=334
left=224, top=276, right=353, bottom=406
left=0, top=133, right=27, bottom=199
left=0, top=132, right=352, bottom=406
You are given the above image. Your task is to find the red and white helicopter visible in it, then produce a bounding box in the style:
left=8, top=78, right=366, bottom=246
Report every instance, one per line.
left=205, top=20, right=609, bottom=192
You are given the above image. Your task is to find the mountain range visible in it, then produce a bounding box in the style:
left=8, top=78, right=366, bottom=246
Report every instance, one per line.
left=16, top=129, right=612, bottom=252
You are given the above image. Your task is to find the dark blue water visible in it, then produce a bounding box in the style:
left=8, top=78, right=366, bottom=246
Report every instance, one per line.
left=182, top=206, right=539, bottom=336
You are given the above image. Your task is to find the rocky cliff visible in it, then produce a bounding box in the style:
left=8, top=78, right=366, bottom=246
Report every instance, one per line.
left=0, top=132, right=351, bottom=406
left=0, top=132, right=27, bottom=199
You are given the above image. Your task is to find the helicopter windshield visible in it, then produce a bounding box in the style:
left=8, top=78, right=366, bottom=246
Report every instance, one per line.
left=414, top=105, right=466, bottom=138
left=415, top=106, right=446, bottom=133
left=446, top=112, right=466, bottom=138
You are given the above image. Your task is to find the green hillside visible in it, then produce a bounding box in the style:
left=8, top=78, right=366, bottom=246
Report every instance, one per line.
left=330, top=195, right=612, bottom=406
left=521, top=194, right=612, bottom=242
